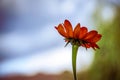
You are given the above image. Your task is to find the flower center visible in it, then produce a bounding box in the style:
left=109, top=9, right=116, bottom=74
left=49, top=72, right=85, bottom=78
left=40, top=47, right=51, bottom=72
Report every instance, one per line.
left=65, top=38, right=88, bottom=47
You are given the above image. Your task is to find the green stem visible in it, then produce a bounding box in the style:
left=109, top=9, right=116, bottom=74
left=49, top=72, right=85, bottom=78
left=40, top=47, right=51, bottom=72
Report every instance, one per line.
left=72, top=45, right=79, bottom=80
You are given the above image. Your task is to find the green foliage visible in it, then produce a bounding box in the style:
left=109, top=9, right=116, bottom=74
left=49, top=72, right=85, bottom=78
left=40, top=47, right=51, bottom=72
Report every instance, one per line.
left=78, top=2, right=120, bottom=80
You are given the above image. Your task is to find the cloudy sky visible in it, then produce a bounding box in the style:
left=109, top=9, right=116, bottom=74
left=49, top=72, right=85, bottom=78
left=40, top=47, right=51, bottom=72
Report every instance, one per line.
left=0, top=0, right=114, bottom=76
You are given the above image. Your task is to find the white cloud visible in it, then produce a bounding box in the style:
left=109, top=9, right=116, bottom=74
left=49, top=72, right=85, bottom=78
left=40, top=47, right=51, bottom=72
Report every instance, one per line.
left=1, top=47, right=94, bottom=75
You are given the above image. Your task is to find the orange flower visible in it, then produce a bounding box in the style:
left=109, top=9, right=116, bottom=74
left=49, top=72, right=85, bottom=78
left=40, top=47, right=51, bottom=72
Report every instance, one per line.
left=55, top=19, right=102, bottom=50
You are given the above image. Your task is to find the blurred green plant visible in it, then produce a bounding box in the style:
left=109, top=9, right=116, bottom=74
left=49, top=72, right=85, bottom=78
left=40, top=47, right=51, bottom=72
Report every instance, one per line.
left=78, top=1, right=120, bottom=80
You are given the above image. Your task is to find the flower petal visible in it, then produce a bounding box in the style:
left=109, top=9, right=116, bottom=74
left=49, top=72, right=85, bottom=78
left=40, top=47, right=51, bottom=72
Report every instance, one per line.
left=81, top=43, right=99, bottom=50
left=64, top=20, right=73, bottom=38
left=83, top=30, right=98, bottom=40
left=81, top=43, right=91, bottom=50
left=90, top=34, right=102, bottom=43
left=91, top=43, right=100, bottom=50
left=55, top=24, right=68, bottom=37
left=79, top=27, right=88, bottom=39
left=73, top=23, right=80, bottom=39
left=83, top=43, right=91, bottom=48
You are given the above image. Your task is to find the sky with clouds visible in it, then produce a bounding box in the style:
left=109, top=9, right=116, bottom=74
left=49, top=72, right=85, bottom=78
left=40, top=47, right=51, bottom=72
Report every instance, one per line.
left=0, top=0, right=115, bottom=76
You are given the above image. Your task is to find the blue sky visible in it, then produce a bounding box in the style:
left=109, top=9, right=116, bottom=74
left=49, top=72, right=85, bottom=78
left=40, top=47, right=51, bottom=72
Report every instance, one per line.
left=0, top=0, right=115, bottom=76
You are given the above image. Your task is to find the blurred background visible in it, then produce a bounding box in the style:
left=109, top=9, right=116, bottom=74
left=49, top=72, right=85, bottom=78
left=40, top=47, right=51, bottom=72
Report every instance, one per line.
left=0, top=0, right=120, bottom=80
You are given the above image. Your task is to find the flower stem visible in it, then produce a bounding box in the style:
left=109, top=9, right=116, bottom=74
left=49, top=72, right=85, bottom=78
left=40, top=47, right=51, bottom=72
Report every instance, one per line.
left=72, top=45, right=79, bottom=80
